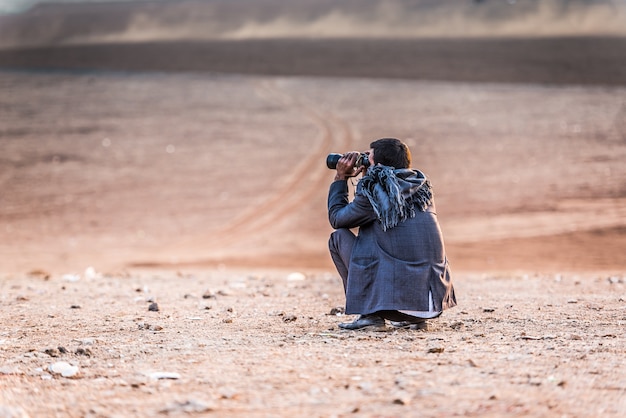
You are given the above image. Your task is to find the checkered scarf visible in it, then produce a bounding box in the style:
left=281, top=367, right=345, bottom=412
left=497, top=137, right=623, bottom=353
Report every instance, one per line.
left=359, top=165, right=433, bottom=231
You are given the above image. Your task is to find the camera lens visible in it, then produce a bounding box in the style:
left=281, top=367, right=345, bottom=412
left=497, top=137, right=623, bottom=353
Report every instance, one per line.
left=326, top=153, right=342, bottom=169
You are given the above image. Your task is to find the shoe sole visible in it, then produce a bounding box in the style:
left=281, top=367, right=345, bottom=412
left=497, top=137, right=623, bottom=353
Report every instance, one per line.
left=338, top=324, right=387, bottom=331
left=391, top=322, right=428, bottom=331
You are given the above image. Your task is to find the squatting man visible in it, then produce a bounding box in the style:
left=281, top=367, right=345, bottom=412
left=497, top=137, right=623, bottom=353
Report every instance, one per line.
left=327, top=138, right=456, bottom=330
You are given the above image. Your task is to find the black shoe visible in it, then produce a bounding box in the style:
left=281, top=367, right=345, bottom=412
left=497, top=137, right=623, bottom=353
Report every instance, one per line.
left=338, top=314, right=386, bottom=330
left=390, top=318, right=428, bottom=331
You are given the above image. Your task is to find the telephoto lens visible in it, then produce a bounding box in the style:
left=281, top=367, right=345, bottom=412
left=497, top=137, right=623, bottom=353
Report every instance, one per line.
left=326, top=153, right=342, bottom=169
left=326, top=153, right=370, bottom=169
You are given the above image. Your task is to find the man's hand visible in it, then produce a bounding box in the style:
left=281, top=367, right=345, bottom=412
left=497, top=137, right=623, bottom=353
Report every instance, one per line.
left=334, top=152, right=366, bottom=181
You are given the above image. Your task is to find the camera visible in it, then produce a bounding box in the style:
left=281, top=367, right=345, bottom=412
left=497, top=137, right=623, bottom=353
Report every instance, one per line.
left=326, top=153, right=370, bottom=170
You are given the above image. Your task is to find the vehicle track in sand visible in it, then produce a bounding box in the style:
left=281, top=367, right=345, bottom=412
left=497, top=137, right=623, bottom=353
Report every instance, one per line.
left=133, top=78, right=357, bottom=266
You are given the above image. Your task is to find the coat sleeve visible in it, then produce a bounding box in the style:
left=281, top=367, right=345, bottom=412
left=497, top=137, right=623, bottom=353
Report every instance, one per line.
left=328, top=180, right=378, bottom=229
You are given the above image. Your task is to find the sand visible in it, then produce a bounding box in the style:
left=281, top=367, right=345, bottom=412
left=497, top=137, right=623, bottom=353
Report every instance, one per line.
left=1, top=36, right=625, bottom=416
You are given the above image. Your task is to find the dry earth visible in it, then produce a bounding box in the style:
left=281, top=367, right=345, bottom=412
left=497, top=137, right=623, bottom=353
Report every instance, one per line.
left=1, top=65, right=625, bottom=417
left=0, top=268, right=625, bottom=417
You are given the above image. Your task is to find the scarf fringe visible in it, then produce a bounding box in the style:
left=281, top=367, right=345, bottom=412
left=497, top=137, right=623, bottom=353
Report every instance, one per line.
left=360, top=166, right=433, bottom=231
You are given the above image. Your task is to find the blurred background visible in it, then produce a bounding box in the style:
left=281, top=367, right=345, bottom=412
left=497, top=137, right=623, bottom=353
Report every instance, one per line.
left=1, top=0, right=625, bottom=275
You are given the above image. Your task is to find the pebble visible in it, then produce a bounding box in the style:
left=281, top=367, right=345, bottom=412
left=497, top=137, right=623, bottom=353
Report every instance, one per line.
left=75, top=348, right=92, bottom=357
left=148, top=302, right=159, bottom=312
left=449, top=321, right=464, bottom=330
left=75, top=338, right=94, bottom=346
left=27, top=269, right=50, bottom=280
left=149, top=371, right=181, bottom=380
left=160, top=400, right=215, bottom=414
left=287, top=272, right=306, bottom=281
left=392, top=391, right=411, bottom=405
left=329, top=307, right=345, bottom=316
left=48, top=361, right=79, bottom=378
left=44, top=348, right=60, bottom=358
left=138, top=322, right=163, bottom=331
left=283, top=314, right=297, bottom=323
left=84, top=266, right=99, bottom=280
left=62, top=274, right=80, bottom=282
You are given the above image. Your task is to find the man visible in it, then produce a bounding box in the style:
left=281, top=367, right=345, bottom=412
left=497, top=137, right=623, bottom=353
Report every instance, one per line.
left=328, top=138, right=456, bottom=330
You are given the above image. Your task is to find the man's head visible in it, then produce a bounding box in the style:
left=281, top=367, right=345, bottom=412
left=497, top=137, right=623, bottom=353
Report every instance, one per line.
left=369, top=138, right=412, bottom=169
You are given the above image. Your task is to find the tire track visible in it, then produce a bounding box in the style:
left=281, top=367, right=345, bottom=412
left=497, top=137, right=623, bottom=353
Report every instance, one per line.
left=137, top=78, right=356, bottom=265
left=206, top=79, right=354, bottom=245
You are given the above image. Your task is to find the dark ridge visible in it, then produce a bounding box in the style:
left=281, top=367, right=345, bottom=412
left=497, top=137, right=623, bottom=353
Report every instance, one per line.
left=1, top=37, right=625, bottom=86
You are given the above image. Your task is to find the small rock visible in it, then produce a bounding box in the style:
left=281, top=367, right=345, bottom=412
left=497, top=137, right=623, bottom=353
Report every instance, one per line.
left=57, top=346, right=68, bottom=354
left=482, top=307, right=495, bottom=312
left=287, top=272, right=306, bottom=281
left=75, top=338, right=94, bottom=346
left=75, top=348, right=92, bottom=357
left=149, top=372, right=181, bottom=380
left=44, top=348, right=60, bottom=358
left=202, top=291, right=216, bottom=299
left=161, top=399, right=215, bottom=414
left=148, top=302, right=159, bottom=312
left=62, top=274, right=80, bottom=282
left=84, top=266, right=99, bottom=280
left=427, top=347, right=444, bottom=354
left=27, top=269, right=51, bottom=280
left=329, top=307, right=345, bottom=316
left=567, top=299, right=578, bottom=304
left=218, top=388, right=238, bottom=399
left=138, top=322, right=163, bottom=331
left=70, top=305, right=81, bottom=309
left=283, top=314, right=297, bottom=323
left=222, top=318, right=233, bottom=324
left=49, top=361, right=79, bottom=378
left=392, top=392, right=411, bottom=405
left=450, top=321, right=464, bottom=330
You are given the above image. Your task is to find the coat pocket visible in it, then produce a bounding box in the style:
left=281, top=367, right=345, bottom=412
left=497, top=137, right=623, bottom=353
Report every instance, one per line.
left=348, top=258, right=379, bottom=295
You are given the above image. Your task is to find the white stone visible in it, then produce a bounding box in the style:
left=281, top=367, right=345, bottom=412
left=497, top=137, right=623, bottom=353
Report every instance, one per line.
left=287, top=272, right=306, bottom=281
left=62, top=274, right=80, bottom=282
left=48, top=362, right=79, bottom=378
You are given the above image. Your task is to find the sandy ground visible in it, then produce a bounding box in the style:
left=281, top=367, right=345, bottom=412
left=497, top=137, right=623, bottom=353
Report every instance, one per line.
left=1, top=67, right=625, bottom=416
left=0, top=268, right=624, bottom=417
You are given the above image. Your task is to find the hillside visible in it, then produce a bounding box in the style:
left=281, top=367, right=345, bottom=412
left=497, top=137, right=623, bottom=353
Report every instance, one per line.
left=1, top=0, right=626, bottom=48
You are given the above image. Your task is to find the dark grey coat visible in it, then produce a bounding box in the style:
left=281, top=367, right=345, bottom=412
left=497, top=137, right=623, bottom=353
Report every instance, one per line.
left=328, top=169, right=456, bottom=315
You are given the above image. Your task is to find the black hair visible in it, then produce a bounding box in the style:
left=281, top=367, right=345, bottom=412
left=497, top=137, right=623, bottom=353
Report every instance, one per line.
left=369, top=138, right=412, bottom=168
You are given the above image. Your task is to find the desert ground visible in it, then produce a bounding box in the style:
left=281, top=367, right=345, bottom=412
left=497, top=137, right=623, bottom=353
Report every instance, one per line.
left=1, top=35, right=626, bottom=417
